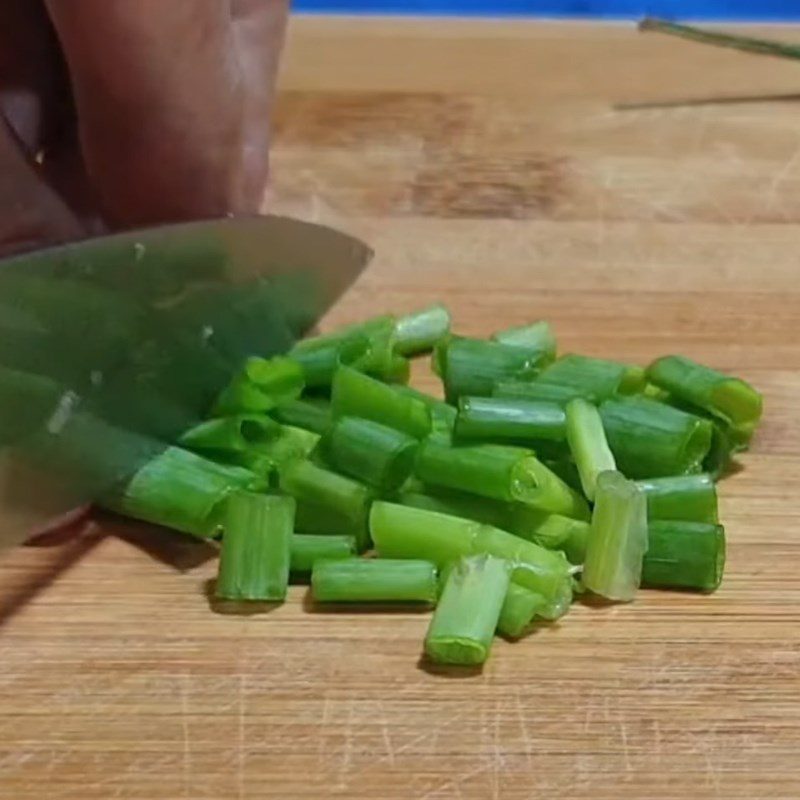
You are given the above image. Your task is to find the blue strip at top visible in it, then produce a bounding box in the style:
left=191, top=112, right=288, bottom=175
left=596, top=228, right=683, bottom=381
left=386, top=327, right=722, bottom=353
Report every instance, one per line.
left=294, top=1, right=800, bottom=21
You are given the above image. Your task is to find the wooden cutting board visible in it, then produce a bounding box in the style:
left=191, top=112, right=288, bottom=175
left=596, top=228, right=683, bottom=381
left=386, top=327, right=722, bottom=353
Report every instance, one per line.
left=1, top=18, right=799, bottom=800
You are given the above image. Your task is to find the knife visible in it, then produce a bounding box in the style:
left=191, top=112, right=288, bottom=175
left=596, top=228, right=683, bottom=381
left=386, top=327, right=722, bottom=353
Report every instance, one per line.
left=0, top=215, right=372, bottom=549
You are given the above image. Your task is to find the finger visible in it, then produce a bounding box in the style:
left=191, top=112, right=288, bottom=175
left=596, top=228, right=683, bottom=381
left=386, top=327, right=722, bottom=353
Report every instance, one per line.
left=46, top=0, right=288, bottom=227
left=0, top=0, right=69, bottom=156
left=231, top=0, right=290, bottom=207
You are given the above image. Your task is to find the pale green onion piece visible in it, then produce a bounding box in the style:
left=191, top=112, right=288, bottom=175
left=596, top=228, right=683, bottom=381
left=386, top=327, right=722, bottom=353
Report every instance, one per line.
left=215, top=493, right=294, bottom=601
left=583, top=471, right=648, bottom=602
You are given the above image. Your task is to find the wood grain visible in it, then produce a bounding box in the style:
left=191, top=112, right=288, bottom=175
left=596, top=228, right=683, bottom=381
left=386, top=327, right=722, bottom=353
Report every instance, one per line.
left=2, top=18, right=800, bottom=799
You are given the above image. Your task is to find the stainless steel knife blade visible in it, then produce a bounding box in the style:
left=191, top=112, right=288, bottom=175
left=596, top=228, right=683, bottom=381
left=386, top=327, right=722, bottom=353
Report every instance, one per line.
left=0, top=215, right=372, bottom=548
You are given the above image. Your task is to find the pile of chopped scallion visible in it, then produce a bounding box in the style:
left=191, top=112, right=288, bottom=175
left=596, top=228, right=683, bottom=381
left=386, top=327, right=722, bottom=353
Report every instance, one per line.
left=102, top=304, right=763, bottom=667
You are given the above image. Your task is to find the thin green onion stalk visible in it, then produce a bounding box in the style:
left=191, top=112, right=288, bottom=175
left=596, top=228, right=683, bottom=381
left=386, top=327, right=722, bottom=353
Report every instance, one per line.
left=271, top=397, right=332, bottom=435
left=394, top=303, right=451, bottom=356
left=599, top=396, right=713, bottom=479
left=332, top=365, right=432, bottom=439
left=319, top=415, right=418, bottom=492
left=582, top=471, right=648, bottom=602
left=435, top=336, right=550, bottom=403
left=425, top=554, right=511, bottom=666
left=636, top=473, right=718, bottom=524
left=639, top=18, right=800, bottom=62
left=642, top=520, right=725, bottom=593
left=279, top=458, right=373, bottom=551
left=213, top=356, right=305, bottom=415
left=454, top=396, right=566, bottom=446
left=215, top=493, right=295, bottom=602
left=646, top=355, right=762, bottom=444
left=535, top=354, right=646, bottom=402
left=370, top=501, right=574, bottom=619
left=565, top=398, right=616, bottom=502
left=290, top=534, right=357, bottom=573
left=312, top=558, right=438, bottom=603
left=492, top=320, right=557, bottom=361
left=414, top=439, right=590, bottom=520
left=179, top=414, right=279, bottom=453
left=102, top=446, right=264, bottom=538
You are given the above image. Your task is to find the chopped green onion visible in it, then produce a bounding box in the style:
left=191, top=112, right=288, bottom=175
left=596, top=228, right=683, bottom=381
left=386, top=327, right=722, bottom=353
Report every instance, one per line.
left=383, top=354, right=411, bottom=384
left=454, top=396, right=566, bottom=445
left=636, top=474, right=718, bottom=524
left=492, top=380, right=589, bottom=406
left=414, top=439, right=589, bottom=519
left=583, top=471, right=648, bottom=602
left=332, top=365, right=431, bottom=439
left=643, top=520, right=725, bottom=593
left=370, top=501, right=573, bottom=619
left=565, top=398, right=616, bottom=501
left=508, top=506, right=590, bottom=565
left=535, top=354, right=645, bottom=401
left=272, top=397, right=332, bottom=434
left=543, top=458, right=584, bottom=494
left=179, top=414, right=279, bottom=453
left=298, top=315, right=400, bottom=382
left=320, top=416, right=418, bottom=491
left=413, top=439, right=530, bottom=502
left=294, top=499, right=359, bottom=537
left=394, top=303, right=451, bottom=356
left=279, top=459, right=372, bottom=550
left=102, top=446, right=263, bottom=538
left=436, top=336, right=548, bottom=403
left=213, top=356, right=304, bottom=415
left=398, top=488, right=512, bottom=529
left=642, top=383, right=670, bottom=402
left=646, top=355, right=762, bottom=442
left=220, top=448, right=276, bottom=477
left=498, top=583, right=547, bottom=639
left=399, top=487, right=589, bottom=564
left=425, top=555, right=511, bottom=665
left=347, top=315, right=398, bottom=378
left=290, top=334, right=369, bottom=388
left=600, top=397, right=713, bottom=478
left=255, top=424, right=320, bottom=469
left=703, top=421, right=741, bottom=479
left=312, top=558, right=438, bottom=603
left=492, top=320, right=556, bottom=361
left=392, top=385, right=456, bottom=438
left=215, top=493, right=295, bottom=601
left=290, top=534, right=357, bottom=573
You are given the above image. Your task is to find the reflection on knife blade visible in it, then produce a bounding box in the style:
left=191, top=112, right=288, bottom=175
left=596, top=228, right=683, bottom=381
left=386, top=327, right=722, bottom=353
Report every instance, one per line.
left=0, top=215, right=372, bottom=548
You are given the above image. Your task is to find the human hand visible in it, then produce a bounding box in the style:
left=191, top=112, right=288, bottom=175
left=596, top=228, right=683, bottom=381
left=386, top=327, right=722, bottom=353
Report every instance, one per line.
left=0, top=0, right=289, bottom=256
